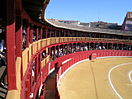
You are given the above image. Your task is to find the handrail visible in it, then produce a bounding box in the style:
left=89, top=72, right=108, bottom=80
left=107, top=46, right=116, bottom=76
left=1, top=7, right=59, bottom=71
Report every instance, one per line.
left=41, top=55, right=50, bottom=68
left=22, top=48, right=29, bottom=76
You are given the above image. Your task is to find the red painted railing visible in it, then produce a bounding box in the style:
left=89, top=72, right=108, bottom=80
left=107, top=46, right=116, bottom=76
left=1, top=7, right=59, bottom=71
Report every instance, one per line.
left=41, top=50, right=132, bottom=99
left=20, top=40, right=132, bottom=99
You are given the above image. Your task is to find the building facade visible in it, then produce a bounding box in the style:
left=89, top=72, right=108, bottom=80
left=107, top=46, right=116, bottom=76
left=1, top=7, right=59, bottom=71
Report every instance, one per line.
left=122, top=12, right=132, bottom=31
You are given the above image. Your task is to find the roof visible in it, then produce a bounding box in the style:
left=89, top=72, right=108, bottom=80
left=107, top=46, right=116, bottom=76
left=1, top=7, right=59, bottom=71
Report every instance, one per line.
left=22, top=0, right=50, bottom=21
left=46, top=18, right=132, bottom=36
left=22, top=1, right=132, bottom=36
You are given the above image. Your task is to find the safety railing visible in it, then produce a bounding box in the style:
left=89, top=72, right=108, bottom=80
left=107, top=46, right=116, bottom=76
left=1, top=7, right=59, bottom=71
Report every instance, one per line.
left=41, top=55, right=50, bottom=68
left=56, top=50, right=132, bottom=83
left=16, top=36, right=132, bottom=99
left=22, top=48, right=29, bottom=76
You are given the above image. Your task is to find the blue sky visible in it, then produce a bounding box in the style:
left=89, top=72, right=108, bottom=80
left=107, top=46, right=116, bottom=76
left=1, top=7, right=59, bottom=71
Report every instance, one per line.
left=46, top=0, right=132, bottom=25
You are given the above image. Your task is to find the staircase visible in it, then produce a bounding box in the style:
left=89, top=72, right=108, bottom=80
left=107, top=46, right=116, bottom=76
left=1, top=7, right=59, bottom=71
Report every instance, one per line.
left=0, top=66, right=7, bottom=99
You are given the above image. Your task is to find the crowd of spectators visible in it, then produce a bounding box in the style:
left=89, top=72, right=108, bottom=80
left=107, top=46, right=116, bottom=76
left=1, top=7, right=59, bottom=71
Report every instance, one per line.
left=42, top=43, right=132, bottom=61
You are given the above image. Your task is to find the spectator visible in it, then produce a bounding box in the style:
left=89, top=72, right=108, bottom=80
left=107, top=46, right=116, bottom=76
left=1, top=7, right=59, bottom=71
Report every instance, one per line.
left=99, top=46, right=102, bottom=50
left=84, top=46, right=88, bottom=51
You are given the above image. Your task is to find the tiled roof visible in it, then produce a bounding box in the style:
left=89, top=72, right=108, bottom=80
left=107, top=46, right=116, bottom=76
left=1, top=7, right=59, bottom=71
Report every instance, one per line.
left=46, top=18, right=132, bottom=36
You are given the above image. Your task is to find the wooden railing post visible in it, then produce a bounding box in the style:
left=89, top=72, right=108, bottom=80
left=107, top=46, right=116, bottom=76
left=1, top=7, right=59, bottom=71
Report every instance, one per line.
left=6, top=0, right=17, bottom=90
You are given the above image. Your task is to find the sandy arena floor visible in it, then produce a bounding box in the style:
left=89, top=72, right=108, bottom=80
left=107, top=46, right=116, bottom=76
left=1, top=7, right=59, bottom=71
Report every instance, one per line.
left=58, top=57, right=132, bottom=99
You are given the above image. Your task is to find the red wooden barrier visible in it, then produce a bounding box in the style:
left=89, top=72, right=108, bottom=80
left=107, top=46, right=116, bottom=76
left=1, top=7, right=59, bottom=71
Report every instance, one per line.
left=21, top=50, right=132, bottom=99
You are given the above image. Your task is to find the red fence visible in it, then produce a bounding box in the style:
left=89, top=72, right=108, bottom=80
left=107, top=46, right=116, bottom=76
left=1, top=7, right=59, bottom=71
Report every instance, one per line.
left=21, top=50, right=132, bottom=99
left=55, top=50, right=132, bottom=86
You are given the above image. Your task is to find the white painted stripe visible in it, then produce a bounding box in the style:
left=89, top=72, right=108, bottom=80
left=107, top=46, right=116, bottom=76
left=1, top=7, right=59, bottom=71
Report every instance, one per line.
left=38, top=83, right=43, bottom=96
left=62, top=58, right=72, bottom=64
left=128, top=71, right=132, bottom=83
left=49, top=67, right=55, bottom=74
left=108, top=63, right=132, bottom=99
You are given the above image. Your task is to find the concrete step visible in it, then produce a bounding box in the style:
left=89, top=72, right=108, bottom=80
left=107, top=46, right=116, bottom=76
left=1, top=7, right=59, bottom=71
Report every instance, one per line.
left=0, top=66, right=7, bottom=99
left=0, top=84, right=7, bottom=99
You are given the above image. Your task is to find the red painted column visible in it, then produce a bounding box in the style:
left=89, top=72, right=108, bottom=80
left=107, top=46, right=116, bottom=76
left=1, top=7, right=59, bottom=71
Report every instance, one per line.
left=48, top=47, right=51, bottom=56
left=62, top=44, right=64, bottom=55
left=48, top=29, right=50, bottom=38
left=79, top=43, right=81, bottom=51
left=46, top=28, right=48, bottom=38
left=85, top=33, right=87, bottom=41
left=68, top=30, right=70, bottom=37
left=72, top=31, right=74, bottom=41
left=35, top=54, right=41, bottom=81
left=106, top=43, right=108, bottom=49
left=40, top=28, right=43, bottom=39
left=88, top=43, right=90, bottom=50
left=59, top=30, right=61, bottom=37
left=40, top=28, right=43, bottom=49
left=26, top=24, right=30, bottom=48
left=94, top=33, right=96, bottom=38
left=72, top=31, right=74, bottom=37
left=55, top=29, right=57, bottom=42
left=36, top=27, right=38, bottom=41
left=51, top=29, right=53, bottom=37
left=77, top=32, right=79, bottom=37
left=86, top=33, right=88, bottom=37
left=38, top=54, right=41, bottom=73
left=121, top=44, right=123, bottom=50
left=6, top=0, right=17, bottom=90
left=117, top=43, right=119, bottom=50
left=15, top=16, right=22, bottom=57
left=55, top=29, right=57, bottom=37
left=58, top=45, right=60, bottom=57
left=111, top=43, right=113, bottom=50
left=54, top=47, right=56, bottom=59
left=75, top=43, right=77, bottom=52
left=29, top=26, right=33, bottom=44
left=35, top=57, right=38, bottom=81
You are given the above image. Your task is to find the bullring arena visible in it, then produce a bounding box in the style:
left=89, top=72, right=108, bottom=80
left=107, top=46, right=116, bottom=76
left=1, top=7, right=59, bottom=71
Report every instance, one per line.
left=58, top=57, right=132, bottom=99
left=1, top=0, right=132, bottom=99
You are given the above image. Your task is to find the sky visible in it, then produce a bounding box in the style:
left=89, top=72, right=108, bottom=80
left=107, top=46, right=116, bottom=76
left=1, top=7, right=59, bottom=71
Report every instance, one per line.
left=45, top=0, right=132, bottom=25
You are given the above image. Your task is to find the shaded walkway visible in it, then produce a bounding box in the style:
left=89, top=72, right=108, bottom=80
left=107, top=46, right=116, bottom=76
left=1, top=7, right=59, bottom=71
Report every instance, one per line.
left=44, top=71, right=57, bottom=99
